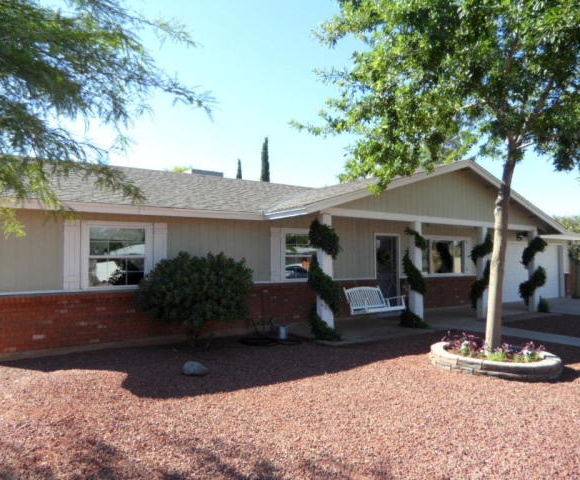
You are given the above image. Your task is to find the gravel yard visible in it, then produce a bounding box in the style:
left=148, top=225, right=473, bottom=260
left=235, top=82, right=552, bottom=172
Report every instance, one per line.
left=1, top=316, right=579, bottom=480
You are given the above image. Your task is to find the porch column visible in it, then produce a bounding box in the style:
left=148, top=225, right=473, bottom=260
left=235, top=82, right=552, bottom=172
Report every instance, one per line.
left=476, top=227, right=488, bottom=320
left=409, top=221, right=424, bottom=319
left=527, top=228, right=539, bottom=313
left=317, top=212, right=335, bottom=328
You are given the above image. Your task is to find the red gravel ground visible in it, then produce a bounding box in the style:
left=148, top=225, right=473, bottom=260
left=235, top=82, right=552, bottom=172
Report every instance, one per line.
left=1, top=316, right=579, bottom=480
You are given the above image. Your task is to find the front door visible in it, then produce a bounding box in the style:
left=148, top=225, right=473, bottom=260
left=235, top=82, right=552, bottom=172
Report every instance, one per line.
left=375, top=235, right=399, bottom=299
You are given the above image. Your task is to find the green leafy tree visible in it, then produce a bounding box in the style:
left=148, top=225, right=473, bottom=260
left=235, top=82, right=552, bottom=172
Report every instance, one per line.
left=236, top=158, right=243, bottom=179
left=556, top=216, right=580, bottom=260
left=0, top=0, right=212, bottom=236
left=301, top=0, right=580, bottom=349
left=170, top=166, right=192, bottom=173
left=260, top=136, right=270, bottom=182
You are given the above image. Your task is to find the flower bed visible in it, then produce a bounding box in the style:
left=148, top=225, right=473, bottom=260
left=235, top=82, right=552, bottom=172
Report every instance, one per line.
left=430, top=341, right=563, bottom=381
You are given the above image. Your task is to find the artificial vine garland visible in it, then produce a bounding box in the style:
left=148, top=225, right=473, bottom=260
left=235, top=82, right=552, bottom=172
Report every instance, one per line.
left=469, top=260, right=490, bottom=309
left=521, top=236, right=547, bottom=267
left=469, top=232, right=493, bottom=265
left=404, top=227, right=428, bottom=251
left=468, top=233, right=493, bottom=308
left=309, top=219, right=341, bottom=259
left=307, top=256, right=342, bottom=315
left=307, top=220, right=342, bottom=341
left=519, top=266, right=547, bottom=305
left=402, top=249, right=427, bottom=295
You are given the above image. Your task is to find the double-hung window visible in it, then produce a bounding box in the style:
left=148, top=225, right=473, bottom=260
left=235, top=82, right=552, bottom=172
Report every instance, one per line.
left=84, top=223, right=152, bottom=288
left=283, top=231, right=316, bottom=280
left=422, top=238, right=466, bottom=275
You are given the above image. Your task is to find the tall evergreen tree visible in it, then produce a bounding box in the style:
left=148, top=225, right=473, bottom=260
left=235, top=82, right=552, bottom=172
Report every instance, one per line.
left=260, top=137, right=270, bottom=182
left=236, top=159, right=242, bottom=179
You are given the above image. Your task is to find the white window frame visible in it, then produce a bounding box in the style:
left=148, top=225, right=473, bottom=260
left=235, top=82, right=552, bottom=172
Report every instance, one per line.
left=422, top=236, right=470, bottom=277
left=80, top=221, right=154, bottom=290
left=280, top=228, right=315, bottom=282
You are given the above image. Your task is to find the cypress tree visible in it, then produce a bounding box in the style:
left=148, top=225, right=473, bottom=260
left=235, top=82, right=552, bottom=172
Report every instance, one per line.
left=260, top=137, right=270, bottom=182
left=236, top=159, right=242, bottom=179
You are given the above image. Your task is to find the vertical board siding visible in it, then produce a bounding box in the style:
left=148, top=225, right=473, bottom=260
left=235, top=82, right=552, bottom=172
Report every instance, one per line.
left=340, top=170, right=533, bottom=226
left=168, top=218, right=272, bottom=282
left=0, top=211, right=63, bottom=292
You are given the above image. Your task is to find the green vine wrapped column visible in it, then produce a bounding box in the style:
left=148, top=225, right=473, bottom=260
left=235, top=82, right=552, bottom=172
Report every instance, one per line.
left=307, top=219, right=342, bottom=340
left=401, top=227, right=429, bottom=328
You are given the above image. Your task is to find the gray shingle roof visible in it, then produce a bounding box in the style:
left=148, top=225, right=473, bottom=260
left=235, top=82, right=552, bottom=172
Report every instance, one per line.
left=264, top=177, right=377, bottom=214
left=52, top=166, right=313, bottom=215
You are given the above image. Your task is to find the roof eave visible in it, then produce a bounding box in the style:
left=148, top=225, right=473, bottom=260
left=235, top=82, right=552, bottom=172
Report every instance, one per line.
left=13, top=200, right=266, bottom=221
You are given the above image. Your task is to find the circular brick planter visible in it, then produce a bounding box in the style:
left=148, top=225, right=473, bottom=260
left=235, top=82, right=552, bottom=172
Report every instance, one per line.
left=429, top=342, right=563, bottom=381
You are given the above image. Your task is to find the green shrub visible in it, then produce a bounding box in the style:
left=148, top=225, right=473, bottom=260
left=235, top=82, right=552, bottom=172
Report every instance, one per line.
left=399, top=308, right=430, bottom=328
left=137, top=251, right=253, bottom=336
left=538, top=297, right=550, bottom=313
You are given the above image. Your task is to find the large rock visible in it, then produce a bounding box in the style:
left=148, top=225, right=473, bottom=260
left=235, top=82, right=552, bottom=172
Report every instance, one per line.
left=182, top=361, right=209, bottom=376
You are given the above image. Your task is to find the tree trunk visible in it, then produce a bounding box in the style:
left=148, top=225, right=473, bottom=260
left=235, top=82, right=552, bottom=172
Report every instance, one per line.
left=485, top=149, right=518, bottom=350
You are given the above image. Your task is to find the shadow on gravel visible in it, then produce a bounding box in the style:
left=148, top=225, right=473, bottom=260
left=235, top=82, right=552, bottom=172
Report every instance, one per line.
left=1, top=332, right=445, bottom=399
left=3, top=323, right=580, bottom=399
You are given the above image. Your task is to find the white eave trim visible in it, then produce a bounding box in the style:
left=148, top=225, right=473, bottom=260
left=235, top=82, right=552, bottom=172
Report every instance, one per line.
left=541, top=233, right=580, bottom=241
left=14, top=199, right=265, bottom=221
left=326, top=207, right=538, bottom=231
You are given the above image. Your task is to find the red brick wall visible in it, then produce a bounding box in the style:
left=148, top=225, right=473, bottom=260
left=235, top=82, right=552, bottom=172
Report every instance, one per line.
left=0, top=277, right=474, bottom=359
left=423, top=276, right=475, bottom=308
left=0, top=284, right=317, bottom=359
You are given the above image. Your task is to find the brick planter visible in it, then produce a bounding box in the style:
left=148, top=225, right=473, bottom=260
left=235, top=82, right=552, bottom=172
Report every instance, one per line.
left=429, top=342, right=563, bottom=381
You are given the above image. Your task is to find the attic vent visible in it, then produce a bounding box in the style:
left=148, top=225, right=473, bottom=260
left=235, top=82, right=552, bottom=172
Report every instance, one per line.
left=191, top=168, right=223, bottom=177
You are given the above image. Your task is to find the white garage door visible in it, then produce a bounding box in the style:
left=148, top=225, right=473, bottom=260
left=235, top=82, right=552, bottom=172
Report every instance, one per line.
left=536, top=244, right=560, bottom=299
left=503, top=242, right=528, bottom=302
left=503, top=242, right=560, bottom=302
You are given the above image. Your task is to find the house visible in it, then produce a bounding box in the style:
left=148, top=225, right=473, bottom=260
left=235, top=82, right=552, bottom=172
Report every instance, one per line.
left=0, top=160, right=575, bottom=358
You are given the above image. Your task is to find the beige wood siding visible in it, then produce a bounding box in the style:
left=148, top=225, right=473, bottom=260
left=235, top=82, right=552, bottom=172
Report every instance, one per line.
left=340, top=169, right=533, bottom=226
left=333, top=218, right=411, bottom=279
left=0, top=211, right=64, bottom=292
left=168, top=218, right=273, bottom=282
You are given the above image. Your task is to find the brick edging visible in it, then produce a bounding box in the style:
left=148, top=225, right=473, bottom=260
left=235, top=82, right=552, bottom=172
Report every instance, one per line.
left=429, top=342, right=563, bottom=381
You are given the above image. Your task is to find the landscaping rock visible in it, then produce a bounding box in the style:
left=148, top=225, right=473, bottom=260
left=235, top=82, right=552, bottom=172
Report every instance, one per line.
left=182, top=361, right=209, bottom=376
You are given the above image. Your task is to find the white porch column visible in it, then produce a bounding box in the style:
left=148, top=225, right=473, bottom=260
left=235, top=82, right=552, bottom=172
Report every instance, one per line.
left=527, top=228, right=539, bottom=313
left=408, top=221, right=424, bottom=320
left=316, top=213, right=335, bottom=328
left=476, top=227, right=488, bottom=320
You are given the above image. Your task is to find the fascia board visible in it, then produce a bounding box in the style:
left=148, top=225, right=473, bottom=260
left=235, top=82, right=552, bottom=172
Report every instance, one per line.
left=326, top=207, right=538, bottom=231
left=13, top=200, right=265, bottom=221
left=541, top=233, right=580, bottom=241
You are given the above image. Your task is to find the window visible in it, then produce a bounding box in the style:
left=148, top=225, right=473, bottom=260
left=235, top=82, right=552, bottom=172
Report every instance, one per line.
left=85, top=224, right=151, bottom=288
left=422, top=239, right=465, bottom=274
left=283, top=231, right=317, bottom=280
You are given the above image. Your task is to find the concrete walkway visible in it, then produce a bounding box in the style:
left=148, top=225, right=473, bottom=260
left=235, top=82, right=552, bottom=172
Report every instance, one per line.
left=294, top=298, right=580, bottom=347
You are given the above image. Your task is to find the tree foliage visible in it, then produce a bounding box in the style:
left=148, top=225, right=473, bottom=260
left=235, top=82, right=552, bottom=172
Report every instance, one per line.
left=556, top=216, right=580, bottom=259
left=304, top=0, right=580, bottom=183
left=260, top=136, right=270, bottom=182
left=0, top=0, right=212, bottom=235
left=304, top=0, right=580, bottom=348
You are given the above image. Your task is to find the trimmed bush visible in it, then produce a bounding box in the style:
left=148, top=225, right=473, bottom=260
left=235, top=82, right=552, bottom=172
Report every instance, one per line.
left=137, top=251, right=253, bottom=336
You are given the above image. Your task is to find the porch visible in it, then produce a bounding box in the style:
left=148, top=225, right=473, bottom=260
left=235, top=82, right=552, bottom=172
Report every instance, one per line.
left=290, top=298, right=580, bottom=345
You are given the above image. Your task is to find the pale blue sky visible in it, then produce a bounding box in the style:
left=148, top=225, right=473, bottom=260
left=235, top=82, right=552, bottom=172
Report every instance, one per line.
left=103, top=0, right=578, bottom=217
